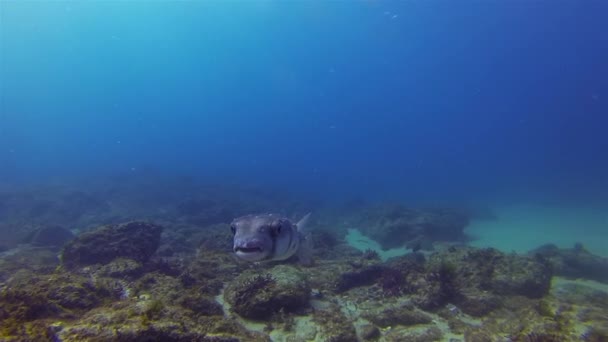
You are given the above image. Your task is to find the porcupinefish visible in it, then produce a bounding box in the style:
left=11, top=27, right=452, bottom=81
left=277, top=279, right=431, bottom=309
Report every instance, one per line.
left=230, top=213, right=312, bottom=264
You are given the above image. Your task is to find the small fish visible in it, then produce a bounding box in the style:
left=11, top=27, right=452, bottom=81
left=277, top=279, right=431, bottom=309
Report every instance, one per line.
left=230, top=213, right=312, bottom=264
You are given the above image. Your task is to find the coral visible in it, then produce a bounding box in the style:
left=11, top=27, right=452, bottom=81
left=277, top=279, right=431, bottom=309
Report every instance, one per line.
left=61, top=221, right=163, bottom=269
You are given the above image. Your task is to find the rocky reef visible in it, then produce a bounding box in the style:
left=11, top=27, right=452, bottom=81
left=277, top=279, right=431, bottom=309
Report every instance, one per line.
left=1, top=182, right=607, bottom=341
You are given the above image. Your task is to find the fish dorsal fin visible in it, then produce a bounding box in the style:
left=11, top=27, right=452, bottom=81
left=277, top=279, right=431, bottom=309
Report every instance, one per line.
left=296, top=212, right=311, bottom=232
left=296, top=212, right=313, bottom=266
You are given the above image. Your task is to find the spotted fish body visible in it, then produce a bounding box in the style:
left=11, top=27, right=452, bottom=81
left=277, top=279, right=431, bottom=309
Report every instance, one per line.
left=231, top=213, right=311, bottom=263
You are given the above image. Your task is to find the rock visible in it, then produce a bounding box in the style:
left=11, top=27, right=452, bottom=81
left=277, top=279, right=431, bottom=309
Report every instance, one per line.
left=335, top=265, right=385, bottom=293
left=178, top=295, right=224, bottom=316
left=224, top=265, right=310, bottom=320
left=529, top=243, right=608, bottom=284
left=491, top=254, right=551, bottom=298
left=61, top=221, right=162, bottom=269
left=98, top=258, right=144, bottom=278
left=52, top=299, right=269, bottom=342
left=386, top=326, right=443, bottom=342
left=427, top=247, right=552, bottom=316
left=47, top=279, right=101, bottom=310
left=359, top=324, right=380, bottom=341
left=313, top=305, right=358, bottom=342
left=464, top=329, right=493, bottom=342
left=26, top=225, right=74, bottom=248
left=356, top=204, right=469, bottom=250
left=0, top=272, right=104, bottom=322
left=362, top=303, right=432, bottom=327
left=384, top=255, right=452, bottom=309
left=455, top=288, right=501, bottom=317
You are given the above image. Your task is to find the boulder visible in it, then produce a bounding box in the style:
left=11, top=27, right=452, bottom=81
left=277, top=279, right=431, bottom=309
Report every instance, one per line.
left=335, top=265, right=385, bottom=293
left=529, top=243, right=608, bottom=284
left=224, top=265, right=310, bottom=320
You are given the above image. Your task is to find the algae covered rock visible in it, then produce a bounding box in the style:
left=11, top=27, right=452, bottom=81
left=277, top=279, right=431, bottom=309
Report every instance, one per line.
left=530, top=243, right=608, bottom=284
left=0, top=272, right=104, bottom=323
left=312, top=305, right=358, bottom=342
left=491, top=253, right=551, bottom=297
left=358, top=324, right=380, bottom=341
left=224, top=265, right=310, bottom=320
left=52, top=300, right=270, bottom=342
left=335, top=264, right=385, bottom=293
left=427, top=247, right=552, bottom=316
left=61, top=221, right=162, bottom=268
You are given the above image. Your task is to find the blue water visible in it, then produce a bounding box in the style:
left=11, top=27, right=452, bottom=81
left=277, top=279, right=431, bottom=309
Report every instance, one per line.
left=1, top=1, right=608, bottom=206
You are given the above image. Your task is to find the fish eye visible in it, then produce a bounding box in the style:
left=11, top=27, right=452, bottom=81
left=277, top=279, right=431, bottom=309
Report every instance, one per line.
left=270, top=223, right=281, bottom=236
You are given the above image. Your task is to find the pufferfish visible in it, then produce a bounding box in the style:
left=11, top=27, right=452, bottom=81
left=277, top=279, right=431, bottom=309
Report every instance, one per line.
left=230, top=213, right=312, bottom=264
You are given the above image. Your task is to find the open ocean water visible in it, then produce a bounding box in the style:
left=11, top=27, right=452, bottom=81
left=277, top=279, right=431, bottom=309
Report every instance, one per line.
left=1, top=1, right=608, bottom=341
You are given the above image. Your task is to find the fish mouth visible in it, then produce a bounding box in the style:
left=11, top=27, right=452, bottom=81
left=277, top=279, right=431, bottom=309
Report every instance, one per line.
left=235, top=246, right=263, bottom=253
